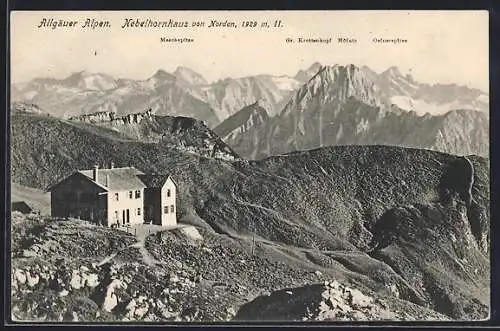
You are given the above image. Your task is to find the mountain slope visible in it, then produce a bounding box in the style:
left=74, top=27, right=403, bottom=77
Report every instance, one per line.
left=62, top=71, right=118, bottom=91
left=213, top=102, right=269, bottom=140
left=10, top=102, right=47, bottom=115
left=174, top=66, right=208, bottom=86
left=202, top=75, right=300, bottom=119
left=68, top=109, right=239, bottom=161
left=11, top=183, right=51, bottom=215
left=10, top=113, right=490, bottom=320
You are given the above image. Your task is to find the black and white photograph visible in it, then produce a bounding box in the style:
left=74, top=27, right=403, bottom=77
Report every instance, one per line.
left=9, top=10, right=490, bottom=323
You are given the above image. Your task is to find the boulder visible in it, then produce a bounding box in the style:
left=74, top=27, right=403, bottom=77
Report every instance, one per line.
left=70, top=271, right=82, bottom=290
left=125, top=299, right=137, bottom=318
left=102, top=293, right=118, bottom=313
left=134, top=303, right=149, bottom=319
left=170, top=274, right=180, bottom=283
left=102, top=279, right=123, bottom=312
left=83, top=273, right=100, bottom=288
left=59, top=289, right=69, bottom=297
left=26, top=271, right=40, bottom=288
left=14, top=269, right=27, bottom=285
left=23, top=249, right=37, bottom=258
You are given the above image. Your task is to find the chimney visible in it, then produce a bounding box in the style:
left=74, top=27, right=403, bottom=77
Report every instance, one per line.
left=105, top=174, right=110, bottom=187
left=110, top=162, right=114, bottom=169
left=93, top=165, right=99, bottom=182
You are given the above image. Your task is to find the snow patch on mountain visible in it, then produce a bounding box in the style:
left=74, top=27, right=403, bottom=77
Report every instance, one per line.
left=63, top=71, right=118, bottom=91
left=270, top=76, right=302, bottom=91
left=390, top=95, right=489, bottom=116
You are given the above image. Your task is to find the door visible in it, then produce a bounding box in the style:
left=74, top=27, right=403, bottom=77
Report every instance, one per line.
left=126, top=209, right=130, bottom=224
left=146, top=205, right=153, bottom=221
left=122, top=210, right=126, bottom=225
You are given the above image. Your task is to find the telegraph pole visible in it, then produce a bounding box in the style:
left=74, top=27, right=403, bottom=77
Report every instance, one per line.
left=251, top=234, right=255, bottom=256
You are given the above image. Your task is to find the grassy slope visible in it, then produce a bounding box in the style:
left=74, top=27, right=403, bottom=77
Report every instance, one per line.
left=10, top=113, right=490, bottom=320
left=11, top=183, right=51, bottom=215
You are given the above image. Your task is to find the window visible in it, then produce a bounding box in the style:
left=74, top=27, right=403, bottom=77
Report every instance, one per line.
left=129, top=191, right=133, bottom=199
left=167, top=189, right=171, bottom=197
left=164, top=206, right=169, bottom=214
left=170, top=205, right=174, bottom=213
left=135, top=190, right=141, bottom=199
left=114, top=193, right=119, bottom=201
left=137, top=207, right=141, bottom=216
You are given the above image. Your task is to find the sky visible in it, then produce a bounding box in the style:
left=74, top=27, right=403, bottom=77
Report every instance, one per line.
left=10, top=10, right=489, bottom=91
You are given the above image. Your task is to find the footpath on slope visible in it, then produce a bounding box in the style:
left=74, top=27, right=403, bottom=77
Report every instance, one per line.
left=97, top=223, right=191, bottom=267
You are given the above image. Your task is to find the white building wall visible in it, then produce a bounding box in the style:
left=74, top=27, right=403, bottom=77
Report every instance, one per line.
left=160, top=178, right=177, bottom=227
left=107, top=188, right=144, bottom=227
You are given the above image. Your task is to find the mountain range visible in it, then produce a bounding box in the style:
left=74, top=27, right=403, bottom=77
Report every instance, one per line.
left=11, top=64, right=310, bottom=127
left=12, top=62, right=489, bottom=158
left=215, top=65, right=489, bottom=159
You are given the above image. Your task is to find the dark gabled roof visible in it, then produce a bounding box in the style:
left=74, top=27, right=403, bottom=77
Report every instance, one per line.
left=138, top=174, right=171, bottom=188
left=79, top=167, right=147, bottom=191
left=11, top=201, right=33, bottom=213
left=46, top=171, right=102, bottom=192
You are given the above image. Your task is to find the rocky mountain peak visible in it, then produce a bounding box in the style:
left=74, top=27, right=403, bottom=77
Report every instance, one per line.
left=308, top=61, right=323, bottom=72
left=382, top=66, right=416, bottom=82
left=61, top=71, right=118, bottom=91
left=151, top=69, right=175, bottom=81
left=10, top=102, right=46, bottom=115
left=288, top=64, right=381, bottom=111
left=383, top=66, right=402, bottom=76
left=294, top=62, right=323, bottom=83
left=174, top=66, right=208, bottom=86
left=68, top=108, right=155, bottom=125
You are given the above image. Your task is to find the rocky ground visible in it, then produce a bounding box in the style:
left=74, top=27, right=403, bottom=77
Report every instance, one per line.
left=10, top=212, right=461, bottom=322
left=235, top=280, right=448, bottom=321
